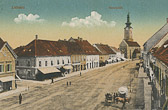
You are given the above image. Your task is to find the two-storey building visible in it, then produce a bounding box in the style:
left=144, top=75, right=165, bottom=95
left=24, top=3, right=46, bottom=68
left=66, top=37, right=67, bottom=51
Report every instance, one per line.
left=14, top=36, right=71, bottom=80
left=0, top=38, right=17, bottom=92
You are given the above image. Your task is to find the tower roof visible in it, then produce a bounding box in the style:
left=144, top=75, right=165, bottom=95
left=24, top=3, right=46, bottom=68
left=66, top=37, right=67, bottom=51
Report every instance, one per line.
left=125, top=13, right=132, bottom=28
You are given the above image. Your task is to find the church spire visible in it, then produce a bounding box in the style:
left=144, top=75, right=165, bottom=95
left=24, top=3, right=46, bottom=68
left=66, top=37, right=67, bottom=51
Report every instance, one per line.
left=125, top=12, right=132, bottom=28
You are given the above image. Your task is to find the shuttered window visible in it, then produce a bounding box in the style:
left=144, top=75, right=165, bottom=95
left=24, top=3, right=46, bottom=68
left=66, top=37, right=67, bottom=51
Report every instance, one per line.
left=166, top=76, right=168, bottom=97
left=0, top=65, right=4, bottom=72
left=6, top=64, right=12, bottom=72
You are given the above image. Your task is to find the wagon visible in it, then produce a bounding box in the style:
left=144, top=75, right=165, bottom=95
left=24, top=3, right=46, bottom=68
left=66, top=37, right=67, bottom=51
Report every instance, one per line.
left=105, top=93, right=112, bottom=103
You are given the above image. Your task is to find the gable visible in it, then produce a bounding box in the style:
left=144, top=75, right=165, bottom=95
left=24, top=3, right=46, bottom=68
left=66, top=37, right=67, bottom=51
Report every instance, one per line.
left=120, top=40, right=128, bottom=47
left=0, top=45, right=16, bottom=61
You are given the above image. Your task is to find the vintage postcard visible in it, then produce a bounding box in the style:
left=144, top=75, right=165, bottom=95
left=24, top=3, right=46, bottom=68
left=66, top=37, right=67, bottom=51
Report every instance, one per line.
left=0, top=0, right=168, bottom=110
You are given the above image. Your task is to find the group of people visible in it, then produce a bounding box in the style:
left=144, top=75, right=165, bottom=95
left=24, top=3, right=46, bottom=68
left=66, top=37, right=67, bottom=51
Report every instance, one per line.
left=66, top=81, right=72, bottom=86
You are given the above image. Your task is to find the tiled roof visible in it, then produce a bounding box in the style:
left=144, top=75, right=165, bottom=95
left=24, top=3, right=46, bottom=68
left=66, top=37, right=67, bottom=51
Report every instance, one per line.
left=153, top=40, right=168, bottom=66
left=110, top=46, right=121, bottom=53
left=94, top=44, right=115, bottom=55
left=70, top=37, right=101, bottom=55
left=125, top=40, right=140, bottom=47
left=14, top=39, right=70, bottom=57
left=0, top=38, right=5, bottom=50
left=58, top=40, right=85, bottom=54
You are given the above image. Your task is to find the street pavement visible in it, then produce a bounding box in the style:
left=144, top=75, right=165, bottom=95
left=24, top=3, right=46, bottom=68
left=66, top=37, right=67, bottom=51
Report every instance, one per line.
left=0, top=60, right=140, bottom=110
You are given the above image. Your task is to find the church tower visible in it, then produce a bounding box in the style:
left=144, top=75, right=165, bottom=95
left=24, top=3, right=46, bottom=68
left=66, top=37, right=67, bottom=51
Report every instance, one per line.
left=124, top=13, right=133, bottom=41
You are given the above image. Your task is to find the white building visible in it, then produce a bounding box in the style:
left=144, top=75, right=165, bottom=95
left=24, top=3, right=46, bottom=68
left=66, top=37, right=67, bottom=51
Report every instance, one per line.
left=14, top=37, right=71, bottom=80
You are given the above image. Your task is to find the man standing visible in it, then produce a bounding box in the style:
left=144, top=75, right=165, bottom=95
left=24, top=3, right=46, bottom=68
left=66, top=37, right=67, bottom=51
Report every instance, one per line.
left=51, top=78, right=54, bottom=84
left=122, top=93, right=126, bottom=109
left=19, top=93, right=22, bottom=104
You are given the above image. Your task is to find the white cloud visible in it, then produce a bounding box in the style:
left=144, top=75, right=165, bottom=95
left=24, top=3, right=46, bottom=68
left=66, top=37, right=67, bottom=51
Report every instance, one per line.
left=14, top=13, right=45, bottom=23
left=62, top=11, right=116, bottom=28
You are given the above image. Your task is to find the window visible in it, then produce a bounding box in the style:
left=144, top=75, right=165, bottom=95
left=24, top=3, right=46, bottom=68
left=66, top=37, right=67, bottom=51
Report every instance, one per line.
left=57, top=60, right=59, bottom=65
left=62, top=60, right=64, bottom=64
left=0, top=65, right=4, bottom=72
left=39, top=61, right=41, bottom=67
left=51, top=61, right=53, bottom=66
left=16, top=61, right=19, bottom=66
left=27, top=71, right=31, bottom=77
left=27, top=61, right=30, bottom=66
left=45, top=61, right=47, bottom=66
left=16, top=70, right=19, bottom=75
left=6, top=64, right=12, bottom=72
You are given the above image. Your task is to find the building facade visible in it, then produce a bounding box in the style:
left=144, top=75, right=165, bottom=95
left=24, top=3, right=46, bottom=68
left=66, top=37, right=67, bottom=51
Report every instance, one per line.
left=69, top=37, right=99, bottom=70
left=15, top=37, right=71, bottom=80
left=0, top=38, right=17, bottom=92
left=143, top=19, right=168, bottom=109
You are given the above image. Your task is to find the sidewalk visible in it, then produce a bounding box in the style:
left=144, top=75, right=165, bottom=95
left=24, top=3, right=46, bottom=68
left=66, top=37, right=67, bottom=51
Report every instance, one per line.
left=0, top=87, right=27, bottom=99
left=0, top=60, right=126, bottom=99
left=20, top=61, right=126, bottom=84
left=135, top=67, right=152, bottom=110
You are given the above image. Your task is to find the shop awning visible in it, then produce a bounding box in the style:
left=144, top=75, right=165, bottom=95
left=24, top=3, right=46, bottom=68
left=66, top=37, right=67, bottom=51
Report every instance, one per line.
left=38, top=67, right=60, bottom=74
left=0, top=76, right=15, bottom=82
left=72, top=63, right=81, bottom=66
left=63, top=65, right=73, bottom=69
left=107, top=59, right=112, bottom=62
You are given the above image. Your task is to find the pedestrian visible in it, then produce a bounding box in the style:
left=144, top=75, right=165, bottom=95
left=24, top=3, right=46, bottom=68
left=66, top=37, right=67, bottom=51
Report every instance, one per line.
left=51, top=78, right=54, bottom=84
left=113, top=93, right=116, bottom=103
left=19, top=93, right=22, bottom=104
left=27, top=86, right=29, bottom=91
left=69, top=81, right=71, bottom=85
left=116, top=93, right=118, bottom=104
left=67, top=81, right=68, bottom=86
left=80, top=72, right=81, bottom=76
left=122, top=93, right=126, bottom=109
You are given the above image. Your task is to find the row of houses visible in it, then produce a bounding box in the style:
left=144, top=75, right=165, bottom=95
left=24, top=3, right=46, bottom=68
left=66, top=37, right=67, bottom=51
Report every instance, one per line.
left=143, top=19, right=168, bottom=109
left=0, top=36, right=124, bottom=92
left=14, top=36, right=124, bottom=81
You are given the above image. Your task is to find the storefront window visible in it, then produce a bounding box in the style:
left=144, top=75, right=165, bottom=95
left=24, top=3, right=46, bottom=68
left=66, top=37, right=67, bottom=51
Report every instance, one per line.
left=45, top=61, right=47, bottom=66
left=51, top=61, right=53, bottom=66
left=39, top=61, right=41, bottom=67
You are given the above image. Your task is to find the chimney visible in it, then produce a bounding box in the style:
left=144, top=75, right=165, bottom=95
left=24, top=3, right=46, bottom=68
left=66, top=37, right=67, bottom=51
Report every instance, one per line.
left=167, top=18, right=168, bottom=23
left=35, top=35, right=38, bottom=40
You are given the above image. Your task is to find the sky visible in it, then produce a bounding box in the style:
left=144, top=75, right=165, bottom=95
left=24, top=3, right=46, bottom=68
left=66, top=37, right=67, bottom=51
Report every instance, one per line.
left=0, top=0, right=168, bottom=49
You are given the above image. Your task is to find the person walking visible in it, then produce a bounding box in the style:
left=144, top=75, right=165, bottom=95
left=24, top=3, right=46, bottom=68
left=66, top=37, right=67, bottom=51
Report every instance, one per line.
left=116, top=93, right=118, bottom=104
left=19, top=93, right=22, bottom=104
left=51, top=78, right=54, bottom=84
left=113, top=93, right=116, bottom=103
left=67, top=81, right=68, bottom=86
left=122, top=93, right=126, bottom=109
